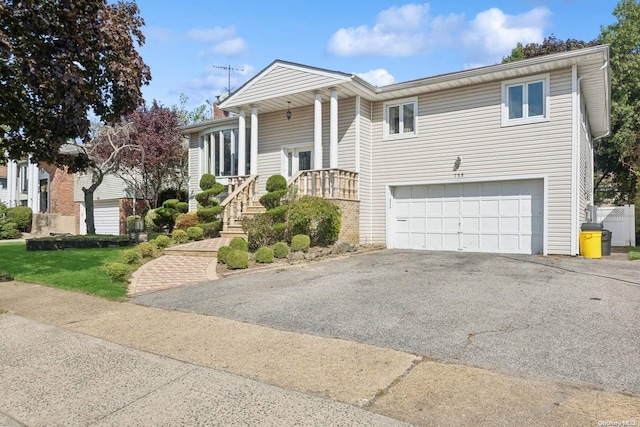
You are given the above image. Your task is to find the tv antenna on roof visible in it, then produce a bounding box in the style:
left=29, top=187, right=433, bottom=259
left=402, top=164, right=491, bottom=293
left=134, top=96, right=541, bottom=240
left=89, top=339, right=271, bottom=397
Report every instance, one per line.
left=213, top=64, right=244, bottom=96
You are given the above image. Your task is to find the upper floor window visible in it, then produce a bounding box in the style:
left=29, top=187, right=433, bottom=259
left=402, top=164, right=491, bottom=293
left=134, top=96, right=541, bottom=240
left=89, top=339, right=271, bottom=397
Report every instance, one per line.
left=501, top=74, right=550, bottom=126
left=384, top=97, right=417, bottom=139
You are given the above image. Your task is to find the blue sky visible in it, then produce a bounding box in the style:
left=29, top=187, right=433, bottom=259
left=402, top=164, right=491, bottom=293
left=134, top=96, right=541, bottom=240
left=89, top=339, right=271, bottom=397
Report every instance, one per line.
left=134, top=0, right=620, bottom=111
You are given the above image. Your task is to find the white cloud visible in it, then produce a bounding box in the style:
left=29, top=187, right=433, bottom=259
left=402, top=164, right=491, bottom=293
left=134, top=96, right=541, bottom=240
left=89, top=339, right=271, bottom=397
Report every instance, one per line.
left=186, top=26, right=248, bottom=56
left=145, top=26, right=178, bottom=43
left=181, top=64, right=254, bottom=100
left=326, top=3, right=549, bottom=66
left=356, top=69, right=396, bottom=86
left=327, top=3, right=464, bottom=57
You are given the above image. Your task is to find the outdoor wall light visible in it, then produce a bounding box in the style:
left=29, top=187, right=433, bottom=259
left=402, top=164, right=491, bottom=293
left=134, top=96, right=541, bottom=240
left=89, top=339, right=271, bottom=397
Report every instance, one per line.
left=286, top=101, right=292, bottom=121
left=453, top=156, right=462, bottom=171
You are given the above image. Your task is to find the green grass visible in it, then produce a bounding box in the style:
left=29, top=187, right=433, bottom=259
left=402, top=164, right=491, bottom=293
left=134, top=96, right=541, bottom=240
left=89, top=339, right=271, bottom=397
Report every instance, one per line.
left=629, top=246, right=640, bottom=261
left=0, top=242, right=130, bottom=300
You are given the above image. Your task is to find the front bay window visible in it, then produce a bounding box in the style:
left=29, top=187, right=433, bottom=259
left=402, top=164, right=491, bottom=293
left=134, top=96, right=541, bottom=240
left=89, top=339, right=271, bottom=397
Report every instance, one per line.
left=200, top=127, right=250, bottom=177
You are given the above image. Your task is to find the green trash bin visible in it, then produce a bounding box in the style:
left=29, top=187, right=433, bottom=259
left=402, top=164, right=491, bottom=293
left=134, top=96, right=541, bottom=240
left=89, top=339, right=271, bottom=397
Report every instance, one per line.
left=601, top=229, right=612, bottom=256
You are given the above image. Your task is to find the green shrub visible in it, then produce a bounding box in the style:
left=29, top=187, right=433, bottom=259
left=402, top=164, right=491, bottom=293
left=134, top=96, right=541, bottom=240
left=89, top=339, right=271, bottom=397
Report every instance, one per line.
left=291, top=234, right=311, bottom=252
left=157, top=188, right=188, bottom=206
left=0, top=221, right=19, bottom=239
left=217, top=246, right=232, bottom=264
left=255, top=246, right=274, bottom=263
left=196, top=206, right=223, bottom=223
left=242, top=214, right=275, bottom=252
left=199, top=221, right=222, bottom=238
left=6, top=206, right=32, bottom=232
left=195, top=188, right=223, bottom=207
left=154, top=235, right=172, bottom=248
left=186, top=226, right=204, bottom=241
left=176, top=202, right=189, bottom=213
left=273, top=242, right=289, bottom=259
left=152, top=207, right=178, bottom=232
left=162, top=199, right=180, bottom=210
left=172, top=229, right=189, bottom=244
left=104, top=263, right=130, bottom=281
left=265, top=174, right=287, bottom=192
left=266, top=205, right=288, bottom=223
left=229, top=236, right=248, bottom=252
left=227, top=249, right=248, bottom=269
left=272, top=222, right=287, bottom=241
left=288, top=196, right=341, bottom=246
left=120, top=248, right=141, bottom=264
left=175, top=212, right=199, bottom=230
left=138, top=242, right=154, bottom=258
left=199, top=173, right=217, bottom=191
left=259, top=189, right=288, bottom=210
left=144, top=209, right=161, bottom=232
left=126, top=215, right=142, bottom=232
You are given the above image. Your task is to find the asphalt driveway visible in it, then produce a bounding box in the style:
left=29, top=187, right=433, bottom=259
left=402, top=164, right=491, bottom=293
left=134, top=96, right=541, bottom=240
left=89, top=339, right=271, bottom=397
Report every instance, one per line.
left=134, top=250, right=640, bottom=395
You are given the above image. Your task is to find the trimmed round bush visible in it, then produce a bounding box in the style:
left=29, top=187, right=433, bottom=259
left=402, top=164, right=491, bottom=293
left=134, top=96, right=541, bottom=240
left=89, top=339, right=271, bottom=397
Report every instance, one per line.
left=154, top=235, right=172, bottom=248
left=162, top=198, right=180, bottom=210
left=144, top=209, right=160, bottom=232
left=120, top=248, right=141, bottom=264
left=227, top=249, right=249, bottom=269
left=138, top=242, right=154, bottom=258
left=229, top=236, right=248, bottom=252
left=6, top=206, right=32, bottom=232
left=259, top=189, right=288, bottom=210
left=186, top=226, right=204, bottom=241
left=266, top=205, right=288, bottom=223
left=291, top=234, right=311, bottom=252
left=265, top=174, right=287, bottom=192
left=104, top=263, right=130, bottom=281
left=199, top=173, right=216, bottom=191
left=199, top=221, right=222, bottom=238
left=126, top=215, right=142, bottom=232
left=287, top=196, right=341, bottom=246
left=0, top=221, right=18, bottom=239
left=196, top=206, right=223, bottom=223
left=273, top=242, right=289, bottom=259
left=195, top=188, right=222, bottom=207
left=176, top=202, right=189, bottom=213
left=272, top=222, right=287, bottom=241
left=217, top=246, right=232, bottom=264
left=255, top=246, right=274, bottom=264
left=175, top=212, right=199, bottom=230
left=172, top=229, right=189, bottom=244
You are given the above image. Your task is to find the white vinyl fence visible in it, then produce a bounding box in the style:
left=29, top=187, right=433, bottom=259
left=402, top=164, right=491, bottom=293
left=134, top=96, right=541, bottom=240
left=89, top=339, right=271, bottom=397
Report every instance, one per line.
left=596, top=205, right=636, bottom=246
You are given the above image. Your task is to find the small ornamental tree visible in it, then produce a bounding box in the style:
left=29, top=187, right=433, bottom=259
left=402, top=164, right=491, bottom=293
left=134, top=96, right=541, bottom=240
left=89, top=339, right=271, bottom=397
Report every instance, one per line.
left=195, top=173, right=224, bottom=236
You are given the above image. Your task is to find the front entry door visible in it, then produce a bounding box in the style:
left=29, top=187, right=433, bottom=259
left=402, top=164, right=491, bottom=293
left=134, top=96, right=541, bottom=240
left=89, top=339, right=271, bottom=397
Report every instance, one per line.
left=285, top=146, right=313, bottom=178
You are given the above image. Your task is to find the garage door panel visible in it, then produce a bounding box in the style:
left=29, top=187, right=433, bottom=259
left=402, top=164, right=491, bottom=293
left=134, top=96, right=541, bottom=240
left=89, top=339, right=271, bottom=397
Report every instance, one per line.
left=392, top=179, right=543, bottom=254
left=395, top=186, right=412, bottom=199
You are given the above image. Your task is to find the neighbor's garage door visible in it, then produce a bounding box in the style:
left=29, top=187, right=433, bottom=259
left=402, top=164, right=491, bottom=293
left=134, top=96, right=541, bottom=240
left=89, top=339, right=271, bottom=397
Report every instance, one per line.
left=391, top=180, right=543, bottom=254
left=80, top=200, right=121, bottom=235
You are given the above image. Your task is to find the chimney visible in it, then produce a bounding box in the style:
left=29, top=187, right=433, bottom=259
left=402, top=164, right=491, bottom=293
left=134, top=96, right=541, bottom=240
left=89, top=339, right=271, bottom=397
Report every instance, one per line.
left=213, top=97, right=229, bottom=120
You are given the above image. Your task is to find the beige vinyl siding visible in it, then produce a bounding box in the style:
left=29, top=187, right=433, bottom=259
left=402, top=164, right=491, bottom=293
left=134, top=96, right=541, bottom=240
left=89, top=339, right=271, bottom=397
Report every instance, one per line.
left=188, top=132, right=201, bottom=211
left=358, top=98, right=374, bottom=244
left=232, top=67, right=345, bottom=106
left=255, top=98, right=358, bottom=194
left=369, top=68, right=574, bottom=254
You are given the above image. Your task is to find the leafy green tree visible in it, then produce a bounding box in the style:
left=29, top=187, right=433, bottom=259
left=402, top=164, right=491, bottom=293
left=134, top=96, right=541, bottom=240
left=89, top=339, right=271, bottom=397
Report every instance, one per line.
left=0, top=0, right=151, bottom=170
left=173, top=94, right=212, bottom=126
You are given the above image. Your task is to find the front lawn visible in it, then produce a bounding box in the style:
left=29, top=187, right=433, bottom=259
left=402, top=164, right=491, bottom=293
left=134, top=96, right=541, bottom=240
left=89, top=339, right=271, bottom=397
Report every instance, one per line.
left=630, top=246, right=640, bottom=260
left=0, top=242, right=129, bottom=300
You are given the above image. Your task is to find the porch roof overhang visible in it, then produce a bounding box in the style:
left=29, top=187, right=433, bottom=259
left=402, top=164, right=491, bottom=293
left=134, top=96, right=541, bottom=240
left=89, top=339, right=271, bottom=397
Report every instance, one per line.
left=219, top=45, right=610, bottom=138
left=178, top=116, right=239, bottom=134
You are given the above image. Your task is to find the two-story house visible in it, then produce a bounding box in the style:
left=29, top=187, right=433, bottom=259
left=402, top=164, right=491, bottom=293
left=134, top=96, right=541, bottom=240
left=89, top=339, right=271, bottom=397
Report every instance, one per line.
left=182, top=45, right=610, bottom=256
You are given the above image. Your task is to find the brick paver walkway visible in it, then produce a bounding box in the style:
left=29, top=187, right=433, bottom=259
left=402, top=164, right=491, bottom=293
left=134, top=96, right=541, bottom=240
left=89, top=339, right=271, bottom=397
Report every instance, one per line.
left=127, top=237, right=231, bottom=296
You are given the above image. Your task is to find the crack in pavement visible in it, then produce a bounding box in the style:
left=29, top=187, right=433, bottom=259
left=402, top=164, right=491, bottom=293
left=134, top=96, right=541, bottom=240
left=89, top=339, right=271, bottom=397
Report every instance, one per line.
left=453, top=324, right=533, bottom=361
left=362, top=355, right=427, bottom=408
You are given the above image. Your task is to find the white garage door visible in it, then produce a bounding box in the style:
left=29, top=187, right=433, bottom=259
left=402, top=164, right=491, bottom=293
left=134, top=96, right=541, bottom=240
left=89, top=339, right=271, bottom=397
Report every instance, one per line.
left=79, top=200, right=121, bottom=235
left=391, top=180, right=543, bottom=254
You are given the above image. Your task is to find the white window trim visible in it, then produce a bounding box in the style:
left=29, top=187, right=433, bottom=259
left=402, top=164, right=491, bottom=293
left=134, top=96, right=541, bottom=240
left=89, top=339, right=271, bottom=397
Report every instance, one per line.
left=280, top=143, right=313, bottom=178
left=383, top=96, right=418, bottom=140
left=501, top=73, right=550, bottom=127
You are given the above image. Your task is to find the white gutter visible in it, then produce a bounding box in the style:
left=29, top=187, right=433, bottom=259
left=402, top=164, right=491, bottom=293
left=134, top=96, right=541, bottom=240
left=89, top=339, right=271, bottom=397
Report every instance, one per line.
left=571, top=64, right=579, bottom=256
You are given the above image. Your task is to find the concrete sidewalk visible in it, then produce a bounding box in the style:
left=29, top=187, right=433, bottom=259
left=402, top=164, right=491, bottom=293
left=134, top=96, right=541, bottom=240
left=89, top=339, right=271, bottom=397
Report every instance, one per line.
left=1, top=281, right=639, bottom=426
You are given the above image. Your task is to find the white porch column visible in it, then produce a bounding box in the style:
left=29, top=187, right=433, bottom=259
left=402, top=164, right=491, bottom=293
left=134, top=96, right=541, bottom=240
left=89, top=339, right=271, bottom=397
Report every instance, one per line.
left=237, top=109, right=246, bottom=176
left=6, top=159, right=16, bottom=205
left=209, top=133, right=215, bottom=175
left=228, top=130, right=236, bottom=176
left=219, top=131, right=225, bottom=176
left=27, top=158, right=39, bottom=212
left=330, top=88, right=338, bottom=169
left=314, top=92, right=323, bottom=170
left=250, top=105, right=258, bottom=175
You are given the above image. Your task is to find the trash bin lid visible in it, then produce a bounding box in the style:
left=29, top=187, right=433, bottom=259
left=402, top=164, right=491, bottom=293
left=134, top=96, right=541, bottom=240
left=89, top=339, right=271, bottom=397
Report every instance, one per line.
left=602, top=229, right=612, bottom=238
left=581, top=222, right=603, bottom=231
